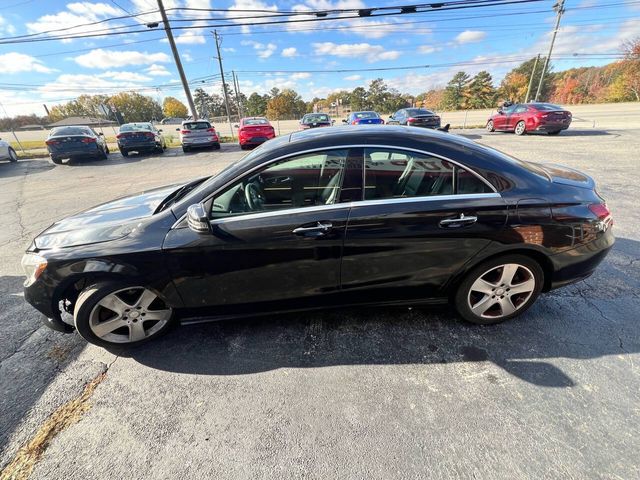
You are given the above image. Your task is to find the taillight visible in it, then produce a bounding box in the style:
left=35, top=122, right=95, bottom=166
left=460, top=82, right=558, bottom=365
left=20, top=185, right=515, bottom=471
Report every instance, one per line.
left=352, top=120, right=359, bottom=125
left=145, top=132, right=155, bottom=138
left=81, top=137, right=96, bottom=143
left=181, top=129, right=191, bottom=134
left=116, top=134, right=122, bottom=139
left=588, top=203, right=611, bottom=220
left=206, top=128, right=216, bottom=133
left=407, top=117, right=415, bottom=123
left=45, top=139, right=59, bottom=145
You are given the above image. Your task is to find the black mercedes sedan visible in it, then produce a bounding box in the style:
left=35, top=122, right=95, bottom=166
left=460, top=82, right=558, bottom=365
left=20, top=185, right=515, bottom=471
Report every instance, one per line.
left=45, top=126, right=110, bottom=164
left=116, top=122, right=166, bottom=157
left=22, top=126, right=614, bottom=348
left=388, top=108, right=441, bottom=129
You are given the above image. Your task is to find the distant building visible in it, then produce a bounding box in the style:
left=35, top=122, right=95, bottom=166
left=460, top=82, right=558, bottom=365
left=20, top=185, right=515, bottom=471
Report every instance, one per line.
left=46, top=116, right=117, bottom=128
left=17, top=124, right=45, bottom=131
left=314, top=101, right=351, bottom=120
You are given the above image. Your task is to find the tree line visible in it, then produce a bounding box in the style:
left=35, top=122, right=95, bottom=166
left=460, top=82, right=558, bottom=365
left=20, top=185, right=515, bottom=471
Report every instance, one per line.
left=0, top=37, right=637, bottom=131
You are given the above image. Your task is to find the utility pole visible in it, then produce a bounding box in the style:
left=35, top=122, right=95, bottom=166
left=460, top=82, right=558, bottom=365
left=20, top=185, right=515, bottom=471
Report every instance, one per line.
left=156, top=0, right=197, bottom=120
left=232, top=71, right=243, bottom=118
left=525, top=54, right=540, bottom=103
left=213, top=30, right=235, bottom=139
left=535, top=0, right=565, bottom=102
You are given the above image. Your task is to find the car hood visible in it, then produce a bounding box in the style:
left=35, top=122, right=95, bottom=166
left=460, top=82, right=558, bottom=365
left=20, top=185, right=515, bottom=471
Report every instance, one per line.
left=34, top=183, right=183, bottom=250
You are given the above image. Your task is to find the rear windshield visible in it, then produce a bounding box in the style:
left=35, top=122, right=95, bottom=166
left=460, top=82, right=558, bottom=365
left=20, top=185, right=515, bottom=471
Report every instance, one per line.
left=183, top=121, right=211, bottom=130
left=354, top=112, right=379, bottom=119
left=405, top=108, right=434, bottom=116
left=51, top=127, right=93, bottom=136
left=120, top=123, right=152, bottom=132
left=303, top=114, right=329, bottom=123
left=243, top=118, right=269, bottom=125
left=530, top=103, right=562, bottom=111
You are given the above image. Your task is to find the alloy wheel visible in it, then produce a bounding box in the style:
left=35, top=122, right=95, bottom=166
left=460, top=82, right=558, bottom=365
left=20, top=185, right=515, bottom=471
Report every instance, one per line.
left=9, top=148, right=18, bottom=162
left=486, top=120, right=494, bottom=132
left=88, top=287, right=172, bottom=343
left=467, top=263, right=536, bottom=319
left=515, top=121, right=526, bottom=135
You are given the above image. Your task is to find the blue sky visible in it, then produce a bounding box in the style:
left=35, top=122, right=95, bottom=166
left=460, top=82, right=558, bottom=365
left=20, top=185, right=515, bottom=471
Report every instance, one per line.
left=0, top=0, right=639, bottom=116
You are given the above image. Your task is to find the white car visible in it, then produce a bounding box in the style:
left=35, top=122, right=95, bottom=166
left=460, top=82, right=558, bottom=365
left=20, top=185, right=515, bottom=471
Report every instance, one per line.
left=0, top=137, right=18, bottom=163
left=176, top=120, right=220, bottom=152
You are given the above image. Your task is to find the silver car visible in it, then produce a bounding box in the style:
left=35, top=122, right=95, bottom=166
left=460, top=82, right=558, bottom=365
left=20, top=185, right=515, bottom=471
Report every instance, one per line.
left=177, top=120, right=220, bottom=152
left=0, top=137, right=18, bottom=162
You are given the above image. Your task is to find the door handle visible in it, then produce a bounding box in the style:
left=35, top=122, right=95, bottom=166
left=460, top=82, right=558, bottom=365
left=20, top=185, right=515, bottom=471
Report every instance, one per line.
left=439, top=213, right=478, bottom=228
left=292, top=221, right=333, bottom=237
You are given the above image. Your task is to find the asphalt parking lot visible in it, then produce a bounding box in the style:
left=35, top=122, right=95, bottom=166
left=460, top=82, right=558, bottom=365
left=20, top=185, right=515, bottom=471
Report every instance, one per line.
left=1, top=129, right=639, bottom=479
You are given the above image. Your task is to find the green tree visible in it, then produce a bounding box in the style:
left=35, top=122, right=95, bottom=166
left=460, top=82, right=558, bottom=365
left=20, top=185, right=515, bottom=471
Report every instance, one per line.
left=442, top=71, right=470, bottom=110
left=348, top=87, right=369, bottom=110
left=500, top=57, right=552, bottom=102
left=162, top=96, right=188, bottom=118
left=367, top=78, right=389, bottom=111
left=109, top=92, right=162, bottom=122
left=245, top=92, right=269, bottom=116
left=266, top=88, right=307, bottom=119
left=464, top=71, right=496, bottom=109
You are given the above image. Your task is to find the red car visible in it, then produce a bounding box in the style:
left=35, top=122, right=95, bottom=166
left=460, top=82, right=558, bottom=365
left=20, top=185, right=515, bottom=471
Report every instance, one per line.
left=236, top=117, right=276, bottom=149
left=486, top=102, right=572, bottom=136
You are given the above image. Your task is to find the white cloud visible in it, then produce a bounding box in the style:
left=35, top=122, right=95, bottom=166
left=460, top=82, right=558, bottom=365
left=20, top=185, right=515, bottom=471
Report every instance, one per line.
left=74, top=49, right=171, bottom=69
left=222, top=47, right=236, bottom=53
left=0, top=53, right=56, bottom=74
left=145, top=64, right=172, bottom=76
left=99, top=71, right=151, bottom=82
left=292, top=72, right=311, bottom=79
left=419, top=45, right=437, bottom=54
left=282, top=47, right=298, bottom=57
left=26, top=2, right=123, bottom=43
left=312, top=42, right=401, bottom=63
left=241, top=40, right=277, bottom=59
left=174, top=30, right=206, bottom=44
left=455, top=30, right=487, bottom=44
left=0, top=14, right=16, bottom=35
left=182, top=52, right=194, bottom=62
left=35, top=73, right=149, bottom=100
left=226, top=0, right=279, bottom=32
left=344, top=74, right=362, bottom=81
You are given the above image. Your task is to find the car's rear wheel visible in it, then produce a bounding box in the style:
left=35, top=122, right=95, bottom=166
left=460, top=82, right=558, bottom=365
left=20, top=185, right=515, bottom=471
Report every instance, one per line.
left=514, top=121, right=526, bottom=135
left=454, top=254, right=543, bottom=325
left=486, top=120, right=495, bottom=132
left=120, top=149, right=129, bottom=157
left=51, top=156, right=62, bottom=165
left=548, top=130, right=561, bottom=135
left=74, top=282, right=175, bottom=347
left=8, top=148, right=18, bottom=162
left=182, top=146, right=189, bottom=153
left=212, top=143, right=221, bottom=150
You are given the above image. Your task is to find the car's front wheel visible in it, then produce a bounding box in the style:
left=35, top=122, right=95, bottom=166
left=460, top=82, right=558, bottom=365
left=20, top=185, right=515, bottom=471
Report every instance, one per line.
left=454, top=254, right=543, bottom=325
left=8, top=147, right=18, bottom=162
left=74, top=282, right=175, bottom=347
left=486, top=120, right=495, bottom=132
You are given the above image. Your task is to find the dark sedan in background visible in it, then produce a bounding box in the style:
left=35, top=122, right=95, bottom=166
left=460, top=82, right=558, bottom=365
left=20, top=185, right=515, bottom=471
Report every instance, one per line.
left=299, top=113, right=332, bottom=129
left=388, top=108, right=441, bottom=129
left=487, top=102, right=572, bottom=135
left=343, top=111, right=385, bottom=125
left=116, top=122, right=166, bottom=157
left=23, top=126, right=613, bottom=348
left=45, top=126, right=109, bottom=165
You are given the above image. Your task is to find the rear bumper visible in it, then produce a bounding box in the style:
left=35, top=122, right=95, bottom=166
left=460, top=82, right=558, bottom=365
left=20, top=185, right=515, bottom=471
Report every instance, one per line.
left=118, top=140, right=156, bottom=150
left=183, top=136, right=219, bottom=147
left=534, top=122, right=571, bottom=132
left=239, top=135, right=273, bottom=145
left=407, top=123, right=441, bottom=129
left=48, top=146, right=101, bottom=158
left=548, top=228, right=614, bottom=290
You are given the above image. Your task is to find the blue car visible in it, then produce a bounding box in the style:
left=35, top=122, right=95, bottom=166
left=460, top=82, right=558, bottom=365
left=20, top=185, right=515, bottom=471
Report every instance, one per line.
left=45, top=126, right=109, bottom=165
left=343, top=111, right=385, bottom=125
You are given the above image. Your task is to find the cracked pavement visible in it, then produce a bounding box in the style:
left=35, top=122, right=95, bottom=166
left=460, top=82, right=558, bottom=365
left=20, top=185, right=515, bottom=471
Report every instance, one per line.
left=1, top=131, right=639, bottom=479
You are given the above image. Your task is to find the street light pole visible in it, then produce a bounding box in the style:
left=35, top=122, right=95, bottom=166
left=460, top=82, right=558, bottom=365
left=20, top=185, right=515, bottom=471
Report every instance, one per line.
left=156, top=0, right=197, bottom=120
left=525, top=54, right=540, bottom=103
left=534, top=0, right=565, bottom=102
left=213, top=30, right=235, bottom=140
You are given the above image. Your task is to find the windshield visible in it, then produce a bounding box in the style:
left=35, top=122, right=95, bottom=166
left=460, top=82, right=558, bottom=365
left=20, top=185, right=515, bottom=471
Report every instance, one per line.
left=244, top=118, right=269, bottom=125
left=354, top=112, right=379, bottom=119
left=183, top=121, right=211, bottom=130
left=120, top=123, right=152, bottom=132
left=531, top=103, right=563, bottom=111
left=405, top=108, right=434, bottom=116
left=303, top=114, right=329, bottom=123
left=51, top=127, right=93, bottom=136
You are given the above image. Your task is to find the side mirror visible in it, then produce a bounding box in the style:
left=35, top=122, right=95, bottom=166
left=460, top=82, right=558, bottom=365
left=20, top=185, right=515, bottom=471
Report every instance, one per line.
left=497, top=109, right=504, bottom=114
left=233, top=124, right=239, bottom=128
left=388, top=116, right=394, bottom=120
left=341, top=119, right=347, bottom=124
left=176, top=128, right=180, bottom=131
left=98, top=132, right=104, bottom=136
left=331, top=120, right=335, bottom=125
left=158, top=129, right=163, bottom=132
left=187, top=204, right=211, bottom=234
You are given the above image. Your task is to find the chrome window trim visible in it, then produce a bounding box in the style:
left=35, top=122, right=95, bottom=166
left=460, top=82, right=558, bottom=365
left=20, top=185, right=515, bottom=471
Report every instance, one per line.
left=172, top=144, right=498, bottom=229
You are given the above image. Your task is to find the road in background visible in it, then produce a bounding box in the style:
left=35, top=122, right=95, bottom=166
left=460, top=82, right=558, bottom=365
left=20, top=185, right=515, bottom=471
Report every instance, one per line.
left=1, top=129, right=639, bottom=479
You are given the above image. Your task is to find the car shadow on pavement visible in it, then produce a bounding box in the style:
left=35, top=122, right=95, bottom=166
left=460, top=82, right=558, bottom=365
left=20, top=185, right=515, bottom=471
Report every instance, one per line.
left=67, top=154, right=145, bottom=166
left=0, top=275, right=85, bottom=465
left=0, top=159, right=54, bottom=178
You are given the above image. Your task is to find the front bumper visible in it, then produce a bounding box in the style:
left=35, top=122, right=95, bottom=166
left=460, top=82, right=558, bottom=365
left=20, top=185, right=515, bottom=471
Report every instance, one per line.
left=24, top=278, right=74, bottom=333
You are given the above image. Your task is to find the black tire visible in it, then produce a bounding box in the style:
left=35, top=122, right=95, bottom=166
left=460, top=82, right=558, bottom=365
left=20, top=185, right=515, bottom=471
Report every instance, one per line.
left=239, top=144, right=247, bottom=150
left=182, top=146, right=189, bottom=153
left=212, top=143, right=221, bottom=150
left=454, top=254, right=544, bottom=325
left=100, top=147, right=108, bottom=160
left=486, top=120, right=495, bottom=132
left=514, top=120, right=526, bottom=136
left=8, top=148, right=18, bottom=162
left=51, top=156, right=62, bottom=165
left=105, top=145, right=110, bottom=154
left=155, top=143, right=164, bottom=154
left=547, top=130, right=561, bottom=135
left=74, top=281, right=176, bottom=348
left=120, top=149, right=129, bottom=157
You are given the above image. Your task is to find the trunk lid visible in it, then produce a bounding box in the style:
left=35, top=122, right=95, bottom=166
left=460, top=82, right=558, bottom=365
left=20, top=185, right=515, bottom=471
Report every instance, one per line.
left=539, top=163, right=594, bottom=189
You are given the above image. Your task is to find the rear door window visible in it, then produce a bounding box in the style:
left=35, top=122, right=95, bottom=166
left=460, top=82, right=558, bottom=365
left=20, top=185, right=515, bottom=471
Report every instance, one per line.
left=183, top=122, right=211, bottom=130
